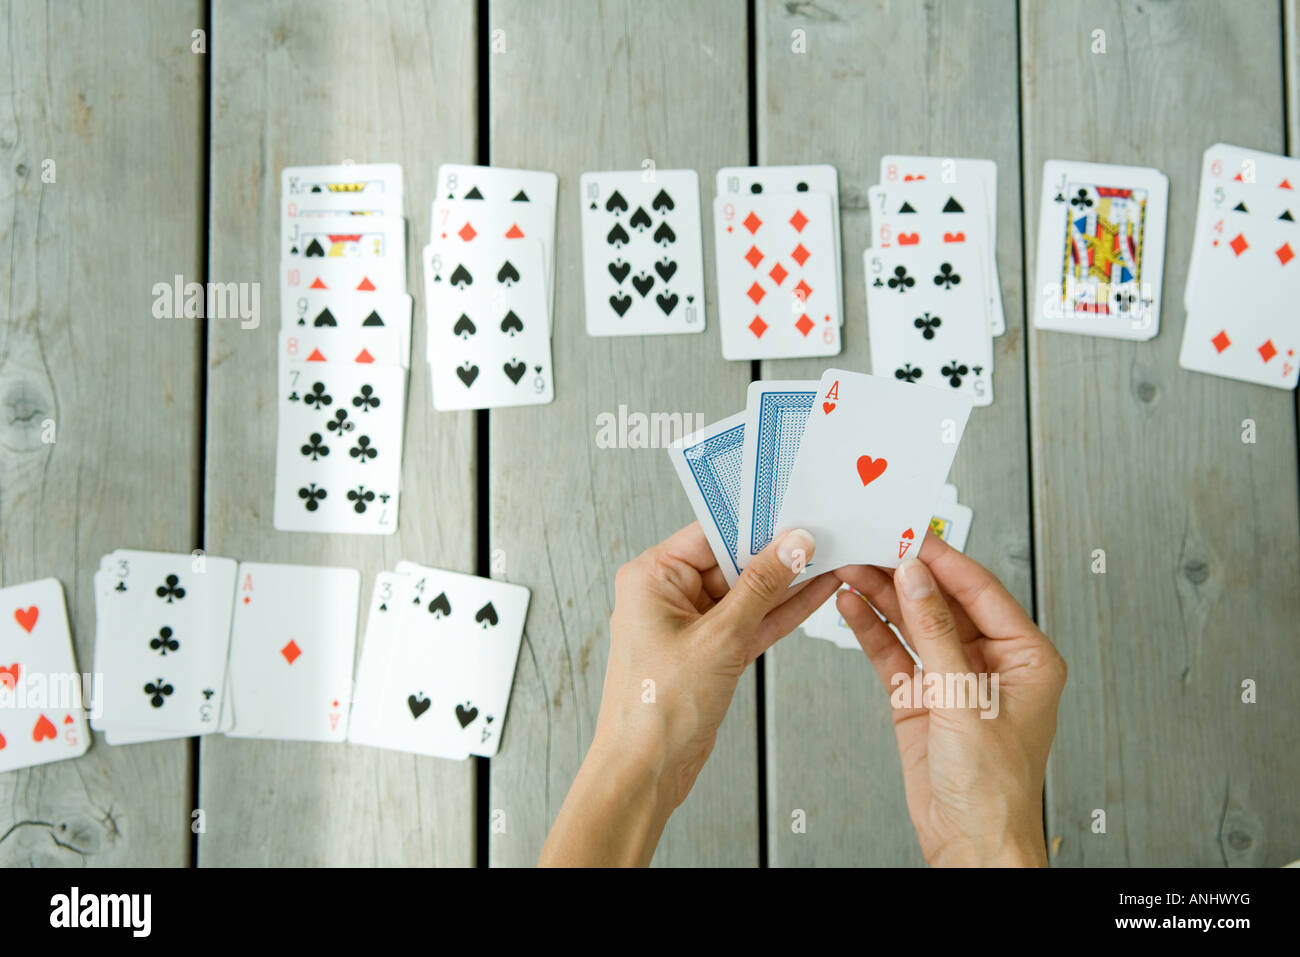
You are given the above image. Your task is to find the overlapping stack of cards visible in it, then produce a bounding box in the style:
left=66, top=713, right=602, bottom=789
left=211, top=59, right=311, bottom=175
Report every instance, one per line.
left=348, top=562, right=530, bottom=758
left=0, top=578, right=91, bottom=772
left=91, top=552, right=363, bottom=744
left=713, top=165, right=844, bottom=359
left=580, top=168, right=707, bottom=336
left=277, top=163, right=412, bottom=534
left=801, top=483, right=972, bottom=651
left=866, top=155, right=1004, bottom=406
left=424, top=164, right=557, bottom=410
left=1032, top=159, right=1168, bottom=343
left=669, top=369, right=972, bottom=590
left=1178, top=143, right=1300, bottom=390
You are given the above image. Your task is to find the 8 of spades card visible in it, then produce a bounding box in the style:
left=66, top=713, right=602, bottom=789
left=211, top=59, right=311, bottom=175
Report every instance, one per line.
left=424, top=238, right=554, bottom=410
left=273, top=359, right=406, bottom=534
left=714, top=190, right=842, bottom=360
left=0, top=578, right=91, bottom=773
left=580, top=169, right=706, bottom=336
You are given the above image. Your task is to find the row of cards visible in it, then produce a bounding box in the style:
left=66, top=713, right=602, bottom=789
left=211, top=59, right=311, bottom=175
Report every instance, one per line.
left=424, top=164, right=559, bottom=410
left=276, top=162, right=413, bottom=534
left=801, top=482, right=971, bottom=651
left=866, top=155, right=1004, bottom=406
left=669, top=370, right=972, bottom=583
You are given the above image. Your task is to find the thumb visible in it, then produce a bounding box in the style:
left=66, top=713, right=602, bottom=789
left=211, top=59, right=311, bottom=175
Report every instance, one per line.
left=894, top=558, right=973, bottom=678
left=713, top=528, right=815, bottom=636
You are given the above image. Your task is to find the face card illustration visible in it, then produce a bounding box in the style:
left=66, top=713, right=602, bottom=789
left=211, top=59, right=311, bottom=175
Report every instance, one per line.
left=225, top=563, right=360, bottom=742
left=579, top=169, right=706, bottom=336
left=391, top=563, right=531, bottom=759
left=717, top=165, right=843, bottom=323
left=281, top=163, right=404, bottom=220
left=667, top=412, right=746, bottom=585
left=714, top=191, right=842, bottom=360
left=273, top=360, right=405, bottom=534
left=0, top=578, right=90, bottom=773
left=92, top=553, right=236, bottom=734
left=280, top=290, right=413, bottom=360
left=282, top=214, right=404, bottom=268
left=777, top=370, right=972, bottom=572
left=880, top=155, right=1004, bottom=336
left=1034, top=160, right=1168, bottom=341
left=737, top=381, right=817, bottom=569
left=424, top=239, right=554, bottom=410
left=865, top=246, right=992, bottom=405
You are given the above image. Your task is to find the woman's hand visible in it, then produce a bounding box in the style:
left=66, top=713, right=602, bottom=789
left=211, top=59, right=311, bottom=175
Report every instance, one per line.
left=539, top=522, right=838, bottom=867
left=833, top=532, right=1067, bottom=867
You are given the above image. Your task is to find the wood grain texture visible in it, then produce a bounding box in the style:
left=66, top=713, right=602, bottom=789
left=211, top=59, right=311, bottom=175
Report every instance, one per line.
left=0, top=0, right=204, bottom=867
left=1288, top=0, right=1298, bottom=151
left=757, top=0, right=1031, bottom=866
left=485, top=0, right=756, bottom=866
left=200, top=0, right=478, bottom=866
left=1023, top=0, right=1300, bottom=866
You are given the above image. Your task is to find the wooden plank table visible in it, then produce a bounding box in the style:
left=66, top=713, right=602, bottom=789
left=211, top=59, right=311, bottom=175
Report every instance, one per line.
left=2, top=0, right=1297, bottom=867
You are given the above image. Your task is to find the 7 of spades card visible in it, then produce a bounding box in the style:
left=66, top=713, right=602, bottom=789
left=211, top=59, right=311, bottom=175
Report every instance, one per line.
left=580, top=169, right=706, bottom=336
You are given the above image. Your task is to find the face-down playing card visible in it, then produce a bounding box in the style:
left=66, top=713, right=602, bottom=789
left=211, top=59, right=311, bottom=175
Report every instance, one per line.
left=667, top=412, right=746, bottom=585
left=776, top=370, right=971, bottom=572
left=737, top=381, right=817, bottom=570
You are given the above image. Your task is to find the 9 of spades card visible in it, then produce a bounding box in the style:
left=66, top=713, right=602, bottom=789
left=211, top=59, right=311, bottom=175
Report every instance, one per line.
left=714, top=190, right=842, bottom=360
left=865, top=245, right=992, bottom=405
left=273, top=359, right=405, bottom=534
left=580, top=169, right=706, bottom=336
left=776, top=369, right=972, bottom=573
left=424, top=239, right=554, bottom=410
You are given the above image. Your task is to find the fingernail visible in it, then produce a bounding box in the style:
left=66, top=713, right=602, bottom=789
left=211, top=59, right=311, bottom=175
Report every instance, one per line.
left=777, top=529, right=815, bottom=571
left=897, top=559, right=934, bottom=599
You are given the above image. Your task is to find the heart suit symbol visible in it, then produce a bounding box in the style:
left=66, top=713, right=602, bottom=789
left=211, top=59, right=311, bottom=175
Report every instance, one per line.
left=13, top=606, right=38, bottom=633
left=32, top=714, right=57, bottom=742
left=0, top=663, right=20, bottom=691
left=856, top=455, right=887, bottom=486
left=822, top=402, right=836, bottom=415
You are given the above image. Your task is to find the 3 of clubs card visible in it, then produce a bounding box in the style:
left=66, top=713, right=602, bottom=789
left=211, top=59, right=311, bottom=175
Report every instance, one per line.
left=1033, top=160, right=1168, bottom=341
left=580, top=169, right=706, bottom=336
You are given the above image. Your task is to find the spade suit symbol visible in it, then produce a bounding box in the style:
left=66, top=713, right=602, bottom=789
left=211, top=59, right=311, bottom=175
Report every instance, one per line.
left=511, top=190, right=529, bottom=202
left=456, top=363, right=479, bottom=387
left=500, top=311, right=524, bottom=335
left=629, top=206, right=652, bottom=231
left=407, top=694, right=431, bottom=719
left=305, top=238, right=325, bottom=257
left=503, top=360, right=526, bottom=384
left=362, top=310, right=384, bottom=326
left=464, top=185, right=484, bottom=200
left=652, top=189, right=675, bottom=212
left=610, top=293, right=632, bottom=317
left=313, top=307, right=337, bottom=327
left=453, top=314, right=477, bottom=338
left=474, top=601, right=499, bottom=627
left=608, top=259, right=630, bottom=284
left=654, top=258, right=677, bottom=282
left=653, top=221, right=676, bottom=245
left=497, top=260, right=521, bottom=284
left=656, top=292, right=679, bottom=315
left=606, top=222, right=630, bottom=247
left=631, top=272, right=655, bottom=297
left=449, top=264, right=473, bottom=287
left=605, top=190, right=628, bottom=213
left=455, top=703, right=479, bottom=728
left=426, top=592, right=452, bottom=617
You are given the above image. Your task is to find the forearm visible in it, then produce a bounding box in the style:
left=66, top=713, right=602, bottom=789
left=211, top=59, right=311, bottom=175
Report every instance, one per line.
left=539, top=742, right=674, bottom=867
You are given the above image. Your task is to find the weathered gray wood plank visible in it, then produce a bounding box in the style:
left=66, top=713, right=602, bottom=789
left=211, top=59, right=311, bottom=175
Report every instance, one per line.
left=1024, top=0, right=1300, bottom=865
left=758, top=0, right=1031, bottom=866
left=0, top=0, right=205, bottom=867
left=486, top=0, right=756, bottom=866
left=200, top=0, right=478, bottom=866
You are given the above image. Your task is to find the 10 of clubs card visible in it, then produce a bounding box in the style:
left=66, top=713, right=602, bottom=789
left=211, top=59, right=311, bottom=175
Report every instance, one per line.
left=580, top=169, right=706, bottom=336
left=1034, top=160, right=1168, bottom=341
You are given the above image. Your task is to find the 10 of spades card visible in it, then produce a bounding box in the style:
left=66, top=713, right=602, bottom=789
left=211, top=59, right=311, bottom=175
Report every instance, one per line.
left=580, top=169, right=706, bottom=336
left=0, top=579, right=90, bottom=772
left=1033, top=159, right=1168, bottom=341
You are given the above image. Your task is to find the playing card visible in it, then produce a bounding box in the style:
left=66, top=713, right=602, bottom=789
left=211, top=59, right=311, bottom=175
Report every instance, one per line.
left=91, top=552, right=236, bottom=735
left=280, top=291, right=413, bottom=360
left=281, top=163, right=404, bottom=219
left=278, top=328, right=404, bottom=369
left=0, top=578, right=91, bottom=772
left=929, top=484, right=973, bottom=552
left=1179, top=143, right=1300, bottom=389
left=580, top=169, right=706, bottom=336
left=736, top=381, right=817, bottom=570
left=424, top=239, right=554, bottom=410
left=717, top=165, right=843, bottom=324
left=880, top=155, right=1004, bottom=336
left=714, top=191, right=842, bottom=359
left=865, top=244, right=993, bottom=405
left=273, top=359, right=406, bottom=534
left=666, top=411, right=746, bottom=585
left=776, top=370, right=972, bottom=572
left=386, top=562, right=530, bottom=759
left=224, top=563, right=359, bottom=742
left=1033, top=159, right=1168, bottom=341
